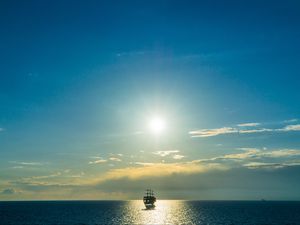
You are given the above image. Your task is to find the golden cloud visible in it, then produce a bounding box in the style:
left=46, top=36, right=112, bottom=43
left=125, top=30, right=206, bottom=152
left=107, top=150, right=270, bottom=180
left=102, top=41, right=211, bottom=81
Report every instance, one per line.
left=95, top=161, right=227, bottom=183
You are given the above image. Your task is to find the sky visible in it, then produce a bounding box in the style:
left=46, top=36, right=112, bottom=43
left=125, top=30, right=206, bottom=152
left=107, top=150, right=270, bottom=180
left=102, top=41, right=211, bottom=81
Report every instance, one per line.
left=1, top=0, right=300, bottom=200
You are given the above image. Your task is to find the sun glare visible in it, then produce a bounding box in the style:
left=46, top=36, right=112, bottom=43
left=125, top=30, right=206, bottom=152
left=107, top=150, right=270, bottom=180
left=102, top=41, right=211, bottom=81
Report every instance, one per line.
left=149, top=117, right=166, bottom=135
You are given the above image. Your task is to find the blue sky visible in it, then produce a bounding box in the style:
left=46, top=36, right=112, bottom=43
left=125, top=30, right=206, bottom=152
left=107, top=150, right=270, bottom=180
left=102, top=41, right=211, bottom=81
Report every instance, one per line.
left=1, top=0, right=300, bottom=200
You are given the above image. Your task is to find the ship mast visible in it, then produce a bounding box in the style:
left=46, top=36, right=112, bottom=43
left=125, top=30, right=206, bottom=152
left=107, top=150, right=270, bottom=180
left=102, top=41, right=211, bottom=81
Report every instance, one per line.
left=143, top=188, right=156, bottom=209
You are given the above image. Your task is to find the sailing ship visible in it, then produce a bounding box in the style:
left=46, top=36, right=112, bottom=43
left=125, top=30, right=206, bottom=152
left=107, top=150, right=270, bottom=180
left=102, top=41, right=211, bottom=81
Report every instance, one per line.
left=143, top=189, right=156, bottom=209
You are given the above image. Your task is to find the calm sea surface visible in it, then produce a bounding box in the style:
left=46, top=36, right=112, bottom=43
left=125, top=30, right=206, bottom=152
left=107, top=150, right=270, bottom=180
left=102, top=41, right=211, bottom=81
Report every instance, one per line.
left=0, top=200, right=300, bottom=225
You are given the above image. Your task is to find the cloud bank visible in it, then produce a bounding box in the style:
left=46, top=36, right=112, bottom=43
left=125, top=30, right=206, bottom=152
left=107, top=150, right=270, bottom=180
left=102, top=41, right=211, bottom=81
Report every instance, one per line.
left=190, top=123, right=300, bottom=137
left=237, top=123, right=260, bottom=127
left=153, top=150, right=180, bottom=157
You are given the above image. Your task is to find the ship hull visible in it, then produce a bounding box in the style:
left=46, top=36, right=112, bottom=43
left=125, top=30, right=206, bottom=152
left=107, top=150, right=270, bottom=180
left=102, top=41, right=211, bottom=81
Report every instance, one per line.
left=144, top=203, right=155, bottom=209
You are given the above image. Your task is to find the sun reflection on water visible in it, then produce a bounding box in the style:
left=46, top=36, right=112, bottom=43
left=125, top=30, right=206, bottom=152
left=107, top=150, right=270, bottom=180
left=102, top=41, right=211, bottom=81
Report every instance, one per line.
left=118, top=200, right=195, bottom=225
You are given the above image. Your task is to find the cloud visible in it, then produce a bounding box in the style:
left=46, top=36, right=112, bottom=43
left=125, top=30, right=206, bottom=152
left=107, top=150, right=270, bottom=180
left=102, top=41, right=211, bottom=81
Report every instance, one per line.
left=192, top=148, right=300, bottom=171
left=1, top=188, right=17, bottom=195
left=237, top=123, right=260, bottom=127
left=109, top=157, right=122, bottom=162
left=153, top=150, right=180, bottom=157
left=11, top=180, right=77, bottom=189
left=239, top=128, right=273, bottom=133
left=89, top=156, right=103, bottom=159
left=173, top=154, right=185, bottom=160
left=14, top=171, right=82, bottom=187
left=132, top=162, right=155, bottom=166
left=97, top=161, right=227, bottom=182
left=88, top=159, right=107, bottom=164
left=11, top=166, right=24, bottom=169
left=190, top=123, right=300, bottom=137
left=9, top=161, right=44, bottom=166
left=283, top=119, right=298, bottom=123
left=14, top=161, right=225, bottom=191
left=28, top=172, right=62, bottom=180
left=11, top=170, right=86, bottom=190
left=68, top=172, right=85, bottom=178
left=190, top=127, right=238, bottom=137
left=222, top=148, right=260, bottom=159
left=280, top=124, right=300, bottom=131
left=0, top=128, right=4, bottom=132
left=243, top=162, right=293, bottom=169
left=220, top=148, right=300, bottom=160
left=7, top=165, right=300, bottom=200
left=6, top=149, right=300, bottom=200
left=94, top=165, right=300, bottom=200
left=192, top=148, right=260, bottom=163
left=261, top=149, right=300, bottom=158
left=109, top=153, right=124, bottom=157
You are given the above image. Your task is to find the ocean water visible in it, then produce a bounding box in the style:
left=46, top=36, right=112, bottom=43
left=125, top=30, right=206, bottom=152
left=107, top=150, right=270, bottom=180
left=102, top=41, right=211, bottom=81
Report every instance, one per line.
left=0, top=200, right=300, bottom=225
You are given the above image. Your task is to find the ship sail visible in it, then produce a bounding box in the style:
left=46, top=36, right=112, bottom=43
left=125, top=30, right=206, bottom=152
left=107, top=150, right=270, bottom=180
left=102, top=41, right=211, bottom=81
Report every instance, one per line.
left=143, top=189, right=156, bottom=209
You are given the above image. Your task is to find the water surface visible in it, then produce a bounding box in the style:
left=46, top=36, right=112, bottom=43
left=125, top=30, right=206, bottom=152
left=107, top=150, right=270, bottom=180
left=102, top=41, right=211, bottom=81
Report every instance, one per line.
left=1, top=200, right=299, bottom=224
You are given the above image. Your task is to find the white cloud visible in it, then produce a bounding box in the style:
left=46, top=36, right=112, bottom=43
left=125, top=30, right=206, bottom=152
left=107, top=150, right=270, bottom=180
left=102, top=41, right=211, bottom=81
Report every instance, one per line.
left=109, top=153, right=123, bottom=158
left=280, top=124, right=300, bottom=131
left=192, top=148, right=300, bottom=169
left=109, top=157, right=122, bottom=162
left=283, top=119, right=298, bottom=123
left=191, top=148, right=260, bottom=162
left=28, top=172, right=62, bottom=180
left=190, top=123, right=300, bottom=138
left=237, top=123, right=260, bottom=127
left=189, top=127, right=238, bottom=137
left=11, top=166, right=24, bottom=169
left=173, top=154, right=185, bottom=160
left=89, top=156, right=103, bottom=159
left=243, top=162, right=284, bottom=169
left=239, top=128, right=273, bottom=133
left=68, top=172, right=85, bottom=178
left=9, top=161, right=43, bottom=166
left=262, top=149, right=300, bottom=158
left=222, top=148, right=260, bottom=159
left=220, top=148, right=300, bottom=160
left=153, top=150, right=180, bottom=157
left=88, top=159, right=107, bottom=164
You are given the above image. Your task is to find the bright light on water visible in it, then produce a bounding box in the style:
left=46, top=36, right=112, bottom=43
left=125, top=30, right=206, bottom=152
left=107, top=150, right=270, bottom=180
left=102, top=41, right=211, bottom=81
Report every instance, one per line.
left=117, top=200, right=193, bottom=224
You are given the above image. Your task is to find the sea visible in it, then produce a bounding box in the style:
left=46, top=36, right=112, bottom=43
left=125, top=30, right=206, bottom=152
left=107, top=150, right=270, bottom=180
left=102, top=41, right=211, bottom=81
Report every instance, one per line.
left=0, top=200, right=300, bottom=225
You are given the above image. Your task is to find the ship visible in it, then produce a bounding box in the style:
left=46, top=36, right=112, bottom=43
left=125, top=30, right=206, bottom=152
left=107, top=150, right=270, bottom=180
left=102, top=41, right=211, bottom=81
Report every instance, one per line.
left=143, top=189, right=156, bottom=209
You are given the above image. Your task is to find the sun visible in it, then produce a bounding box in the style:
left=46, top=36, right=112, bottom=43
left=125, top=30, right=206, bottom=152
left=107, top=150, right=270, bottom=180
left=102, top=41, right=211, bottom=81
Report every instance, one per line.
left=148, top=117, right=166, bottom=135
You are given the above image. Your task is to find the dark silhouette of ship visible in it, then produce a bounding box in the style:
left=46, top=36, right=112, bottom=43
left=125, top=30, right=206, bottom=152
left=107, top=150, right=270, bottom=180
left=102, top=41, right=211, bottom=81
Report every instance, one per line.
left=143, top=189, right=156, bottom=209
